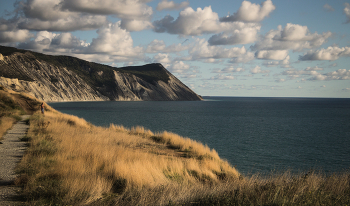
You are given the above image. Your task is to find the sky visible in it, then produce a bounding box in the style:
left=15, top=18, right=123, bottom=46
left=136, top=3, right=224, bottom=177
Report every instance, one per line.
left=0, top=0, right=350, bottom=98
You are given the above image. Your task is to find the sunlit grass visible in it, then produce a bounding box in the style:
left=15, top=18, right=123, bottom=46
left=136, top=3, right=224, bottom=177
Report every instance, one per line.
left=16, top=111, right=239, bottom=205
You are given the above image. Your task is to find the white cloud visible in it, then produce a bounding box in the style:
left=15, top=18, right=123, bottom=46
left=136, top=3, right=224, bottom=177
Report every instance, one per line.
left=262, top=55, right=290, bottom=67
left=255, top=50, right=288, bottom=60
left=120, top=19, right=153, bottom=32
left=250, top=66, right=270, bottom=74
left=153, top=53, right=172, bottom=64
left=208, top=26, right=260, bottom=45
left=0, top=29, right=34, bottom=43
left=87, top=22, right=143, bottom=58
left=220, top=0, right=275, bottom=22
left=16, top=0, right=108, bottom=31
left=323, top=4, right=334, bottom=12
left=18, top=14, right=107, bottom=32
left=157, top=0, right=189, bottom=11
left=299, top=46, right=350, bottom=61
left=344, top=3, right=350, bottom=23
left=186, top=38, right=254, bottom=62
left=145, top=39, right=189, bottom=53
left=230, top=52, right=255, bottom=63
left=212, top=67, right=244, bottom=73
left=153, top=6, right=259, bottom=37
left=61, top=0, right=153, bottom=20
left=305, top=66, right=323, bottom=71
left=22, top=0, right=70, bottom=21
left=282, top=68, right=350, bottom=81
left=17, top=31, right=89, bottom=54
left=167, top=61, right=190, bottom=74
left=251, top=23, right=332, bottom=52
left=153, top=6, right=222, bottom=35
left=180, top=74, right=197, bottom=79
left=209, top=74, right=235, bottom=80
left=314, top=69, right=350, bottom=80
left=15, top=0, right=153, bottom=32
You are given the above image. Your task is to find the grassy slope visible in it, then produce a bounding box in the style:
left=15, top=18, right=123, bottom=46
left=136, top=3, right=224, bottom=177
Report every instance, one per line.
left=0, top=86, right=26, bottom=140
left=0, top=88, right=349, bottom=205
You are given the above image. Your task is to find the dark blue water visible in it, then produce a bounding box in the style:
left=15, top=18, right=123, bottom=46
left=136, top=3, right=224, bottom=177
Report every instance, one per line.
left=49, top=97, right=350, bottom=175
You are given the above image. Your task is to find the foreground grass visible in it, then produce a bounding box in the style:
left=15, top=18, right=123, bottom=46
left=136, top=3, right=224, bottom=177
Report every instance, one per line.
left=15, top=109, right=350, bottom=205
left=16, top=111, right=240, bottom=205
left=0, top=86, right=25, bottom=140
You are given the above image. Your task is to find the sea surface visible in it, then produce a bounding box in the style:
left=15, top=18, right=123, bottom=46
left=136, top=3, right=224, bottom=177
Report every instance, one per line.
left=49, top=97, right=350, bottom=175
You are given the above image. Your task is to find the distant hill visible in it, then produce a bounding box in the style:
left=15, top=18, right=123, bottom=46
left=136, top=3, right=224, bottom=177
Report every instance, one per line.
left=0, top=45, right=202, bottom=102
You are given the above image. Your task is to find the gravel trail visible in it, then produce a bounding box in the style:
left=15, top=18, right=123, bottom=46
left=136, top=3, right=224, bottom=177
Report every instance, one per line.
left=0, top=115, right=30, bottom=206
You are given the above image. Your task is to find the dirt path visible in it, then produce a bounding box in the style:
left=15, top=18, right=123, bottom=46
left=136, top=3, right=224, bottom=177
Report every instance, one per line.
left=0, top=115, right=30, bottom=206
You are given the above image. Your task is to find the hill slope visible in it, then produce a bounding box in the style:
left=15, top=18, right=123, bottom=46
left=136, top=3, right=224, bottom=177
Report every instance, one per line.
left=0, top=46, right=202, bottom=102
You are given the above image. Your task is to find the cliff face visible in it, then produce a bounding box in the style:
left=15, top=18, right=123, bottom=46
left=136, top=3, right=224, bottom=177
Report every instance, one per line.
left=0, top=46, right=202, bottom=102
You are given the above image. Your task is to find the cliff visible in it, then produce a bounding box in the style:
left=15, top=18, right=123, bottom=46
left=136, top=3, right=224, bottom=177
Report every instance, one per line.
left=0, top=46, right=202, bottom=102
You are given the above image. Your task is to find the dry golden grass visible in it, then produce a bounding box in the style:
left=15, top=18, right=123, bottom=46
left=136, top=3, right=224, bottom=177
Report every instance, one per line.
left=0, top=116, right=16, bottom=140
left=17, top=111, right=240, bottom=205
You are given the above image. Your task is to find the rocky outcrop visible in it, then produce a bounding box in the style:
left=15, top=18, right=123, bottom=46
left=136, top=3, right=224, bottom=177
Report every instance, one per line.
left=0, top=46, right=202, bottom=102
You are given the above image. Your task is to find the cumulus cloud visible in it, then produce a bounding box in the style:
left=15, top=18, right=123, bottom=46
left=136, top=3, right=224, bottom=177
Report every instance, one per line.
left=18, top=14, right=107, bottom=32
left=22, top=0, right=70, bottom=21
left=157, top=0, right=189, bottom=11
left=167, top=61, right=190, bottom=73
left=220, top=0, right=275, bottom=22
left=145, top=39, right=189, bottom=53
left=282, top=68, right=350, bottom=81
left=305, top=66, right=323, bottom=71
left=299, top=46, right=350, bottom=61
left=230, top=52, right=255, bottom=63
left=212, top=67, right=244, bottom=73
left=186, top=38, right=254, bottom=62
left=251, top=23, right=332, bottom=52
left=323, top=4, right=334, bottom=12
left=153, top=53, right=172, bottom=64
left=153, top=6, right=257, bottom=36
left=250, top=66, right=270, bottom=74
left=262, top=55, right=290, bottom=67
left=0, top=29, right=34, bottom=43
left=153, top=5, right=263, bottom=46
left=209, top=74, right=235, bottom=80
left=309, top=69, right=350, bottom=81
left=120, top=19, right=153, bottom=32
left=14, top=0, right=108, bottom=31
left=17, top=31, right=89, bottom=54
left=208, top=26, right=260, bottom=45
left=344, top=3, right=350, bottom=23
left=255, top=50, right=288, bottom=60
left=153, top=6, right=223, bottom=35
left=87, top=22, right=143, bottom=58
left=14, top=0, right=153, bottom=32
left=61, top=0, right=153, bottom=20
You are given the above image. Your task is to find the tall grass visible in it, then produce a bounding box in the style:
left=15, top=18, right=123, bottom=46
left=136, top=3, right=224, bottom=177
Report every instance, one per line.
left=16, top=111, right=240, bottom=205
left=0, top=87, right=24, bottom=140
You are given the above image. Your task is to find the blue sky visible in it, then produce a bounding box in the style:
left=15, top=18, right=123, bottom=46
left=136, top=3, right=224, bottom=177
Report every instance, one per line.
left=0, top=0, right=350, bottom=98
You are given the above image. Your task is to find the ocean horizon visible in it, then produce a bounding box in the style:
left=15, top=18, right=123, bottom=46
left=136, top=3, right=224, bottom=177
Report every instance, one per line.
left=49, top=96, right=350, bottom=175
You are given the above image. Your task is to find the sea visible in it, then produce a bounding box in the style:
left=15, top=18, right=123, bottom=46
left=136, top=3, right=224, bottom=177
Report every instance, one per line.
left=49, top=97, right=350, bottom=176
